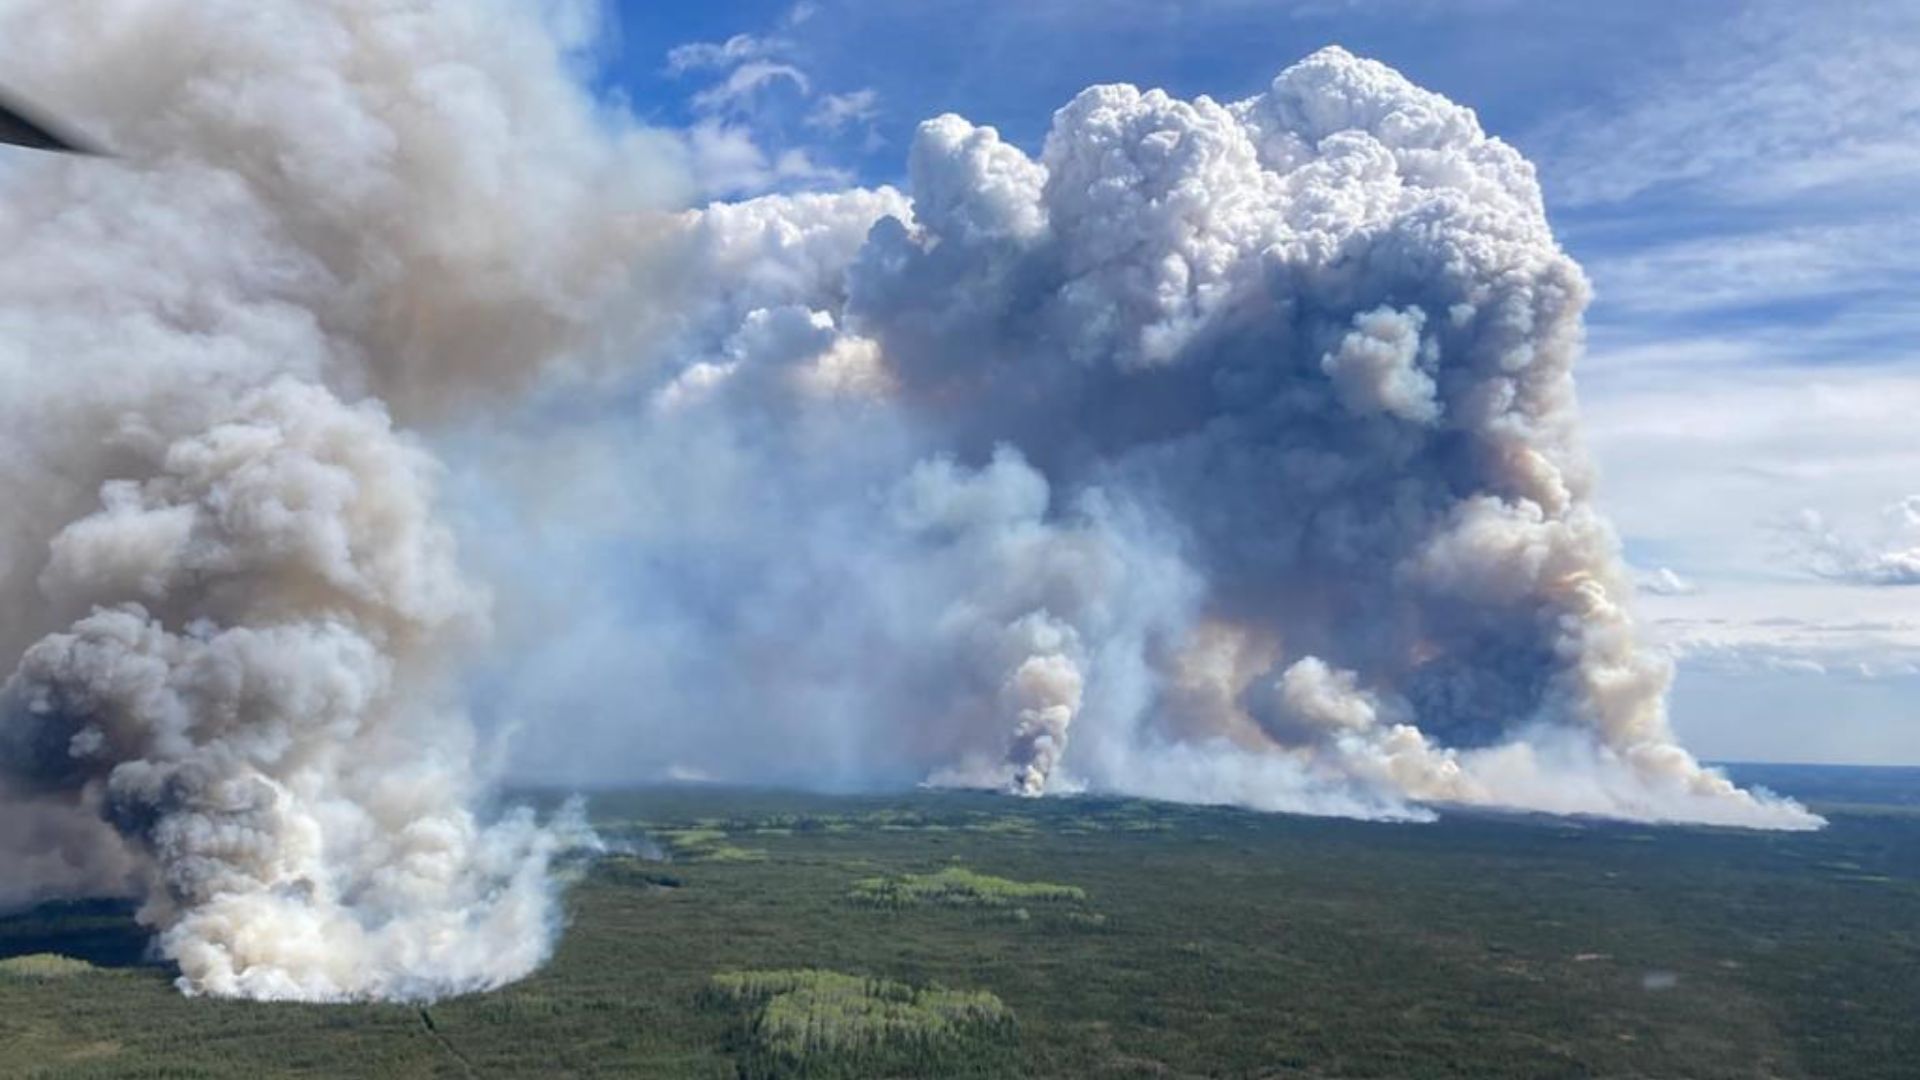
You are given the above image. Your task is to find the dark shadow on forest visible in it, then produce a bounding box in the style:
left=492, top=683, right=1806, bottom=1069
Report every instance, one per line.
left=0, top=898, right=161, bottom=970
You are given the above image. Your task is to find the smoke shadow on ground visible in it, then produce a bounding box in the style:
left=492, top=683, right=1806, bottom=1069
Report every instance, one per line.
left=0, top=899, right=161, bottom=971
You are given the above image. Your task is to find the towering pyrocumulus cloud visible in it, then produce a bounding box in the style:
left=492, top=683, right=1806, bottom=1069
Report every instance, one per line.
left=486, top=47, right=1817, bottom=831
left=0, top=0, right=679, bottom=1000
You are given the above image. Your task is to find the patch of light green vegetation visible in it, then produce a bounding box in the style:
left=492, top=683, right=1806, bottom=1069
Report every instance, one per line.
left=655, top=827, right=766, bottom=863
left=848, top=866, right=1088, bottom=910
left=963, top=815, right=1037, bottom=835
left=689, top=844, right=767, bottom=863
left=708, top=969, right=1012, bottom=1061
left=0, top=954, right=96, bottom=978
left=660, top=828, right=727, bottom=849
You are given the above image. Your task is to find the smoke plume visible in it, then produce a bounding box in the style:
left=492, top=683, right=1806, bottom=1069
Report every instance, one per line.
left=0, top=4, right=1819, bottom=1004
left=480, top=48, right=1817, bottom=831
left=0, top=0, right=677, bottom=999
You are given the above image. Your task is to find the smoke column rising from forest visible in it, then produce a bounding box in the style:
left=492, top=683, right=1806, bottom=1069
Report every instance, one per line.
left=0, top=0, right=1817, bottom=1004
left=478, top=45, right=1816, bottom=833
left=0, top=0, right=680, bottom=1000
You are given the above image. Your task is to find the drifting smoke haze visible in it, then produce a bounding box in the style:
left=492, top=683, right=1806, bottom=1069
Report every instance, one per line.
left=0, top=0, right=1817, bottom=1005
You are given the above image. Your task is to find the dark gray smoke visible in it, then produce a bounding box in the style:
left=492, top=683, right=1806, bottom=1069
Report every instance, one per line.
left=480, top=48, right=1816, bottom=829
left=0, top=0, right=679, bottom=999
left=0, top=7, right=1817, bottom=1005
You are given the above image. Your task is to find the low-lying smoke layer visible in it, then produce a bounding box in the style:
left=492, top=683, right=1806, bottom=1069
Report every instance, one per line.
left=484, top=48, right=1817, bottom=831
left=0, top=0, right=677, bottom=999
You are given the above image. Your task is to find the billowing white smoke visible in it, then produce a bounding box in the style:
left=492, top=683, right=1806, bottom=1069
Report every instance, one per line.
left=484, top=47, right=1818, bottom=830
left=0, top=0, right=678, bottom=999
left=2, top=12, right=1820, bottom=1002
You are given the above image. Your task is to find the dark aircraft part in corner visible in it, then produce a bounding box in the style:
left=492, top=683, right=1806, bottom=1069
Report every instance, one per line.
left=0, top=89, right=97, bottom=154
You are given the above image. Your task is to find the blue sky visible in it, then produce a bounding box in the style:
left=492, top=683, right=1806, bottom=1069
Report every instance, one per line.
left=591, top=0, right=1920, bottom=765
left=599, top=1, right=1705, bottom=193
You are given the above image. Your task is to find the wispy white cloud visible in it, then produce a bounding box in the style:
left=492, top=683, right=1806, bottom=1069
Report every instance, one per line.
left=1782, top=499, right=1920, bottom=587
left=682, top=119, right=849, bottom=198
left=665, top=33, right=784, bottom=75
left=1554, top=0, right=1920, bottom=384
left=1585, top=354, right=1920, bottom=569
left=1539, top=1, right=1920, bottom=207
left=1586, top=220, right=1920, bottom=325
left=1581, top=346, right=1920, bottom=692
left=807, top=88, right=879, bottom=133
left=663, top=12, right=878, bottom=199
left=1636, top=567, right=1695, bottom=597
left=690, top=60, right=812, bottom=113
left=1553, top=3, right=1920, bottom=729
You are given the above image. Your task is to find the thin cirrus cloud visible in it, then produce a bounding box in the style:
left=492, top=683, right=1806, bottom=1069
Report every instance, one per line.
left=660, top=6, right=878, bottom=199
left=807, top=88, right=879, bottom=132
left=1536, top=0, right=1920, bottom=208
left=665, top=32, right=782, bottom=75
left=1548, top=0, right=1920, bottom=352
left=689, top=60, right=812, bottom=113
